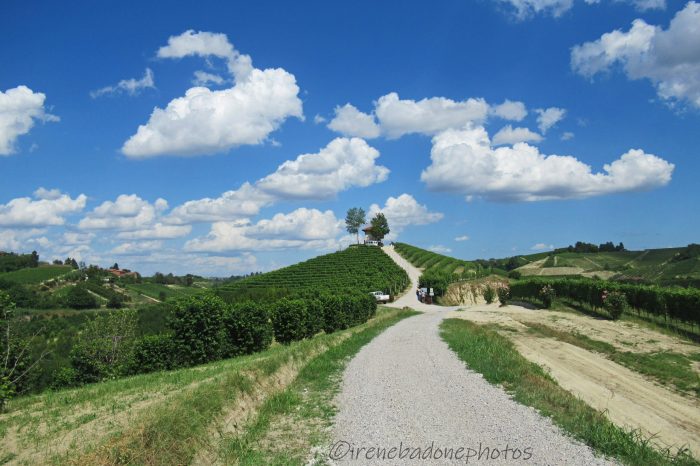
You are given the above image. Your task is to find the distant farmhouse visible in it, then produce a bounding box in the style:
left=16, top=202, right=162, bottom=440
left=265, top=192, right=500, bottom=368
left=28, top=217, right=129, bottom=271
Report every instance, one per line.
left=107, top=267, right=139, bottom=278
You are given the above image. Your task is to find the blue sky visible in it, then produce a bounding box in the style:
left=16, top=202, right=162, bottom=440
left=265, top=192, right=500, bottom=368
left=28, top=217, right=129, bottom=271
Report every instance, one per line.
left=1, top=0, right=698, bottom=276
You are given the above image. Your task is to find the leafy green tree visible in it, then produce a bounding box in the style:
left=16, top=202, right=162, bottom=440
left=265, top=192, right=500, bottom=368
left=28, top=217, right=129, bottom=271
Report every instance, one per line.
left=65, top=285, right=98, bottom=310
left=70, top=308, right=138, bottom=383
left=345, top=207, right=366, bottom=244
left=369, top=212, right=390, bottom=242
left=1, top=291, right=47, bottom=410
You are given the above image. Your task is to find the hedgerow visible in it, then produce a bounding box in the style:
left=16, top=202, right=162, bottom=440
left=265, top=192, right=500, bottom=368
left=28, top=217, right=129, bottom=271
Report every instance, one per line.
left=510, top=278, right=700, bottom=325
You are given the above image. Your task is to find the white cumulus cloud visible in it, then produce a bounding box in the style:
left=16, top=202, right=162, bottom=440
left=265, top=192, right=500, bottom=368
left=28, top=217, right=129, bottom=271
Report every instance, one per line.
left=0, top=189, right=86, bottom=227
left=327, top=104, right=380, bottom=139
left=420, top=125, right=674, bottom=202
left=455, top=235, right=470, bottom=241
left=78, top=194, right=167, bottom=231
left=185, top=208, right=342, bottom=253
left=122, top=30, right=303, bottom=158
left=572, top=2, right=700, bottom=108
left=492, top=125, right=543, bottom=145
left=531, top=242, right=554, bottom=250
left=0, top=86, right=59, bottom=155
left=257, top=137, right=389, bottom=199
left=368, top=194, right=443, bottom=230
left=491, top=100, right=528, bottom=121
left=167, top=138, right=388, bottom=224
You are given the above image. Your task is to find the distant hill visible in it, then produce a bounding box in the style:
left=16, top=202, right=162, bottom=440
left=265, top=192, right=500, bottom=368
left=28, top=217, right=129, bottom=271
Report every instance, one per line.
left=395, top=242, right=700, bottom=288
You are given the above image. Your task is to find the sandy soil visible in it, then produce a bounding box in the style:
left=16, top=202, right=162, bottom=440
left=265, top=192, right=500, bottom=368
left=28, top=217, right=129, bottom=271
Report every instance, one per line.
left=447, top=304, right=700, bottom=456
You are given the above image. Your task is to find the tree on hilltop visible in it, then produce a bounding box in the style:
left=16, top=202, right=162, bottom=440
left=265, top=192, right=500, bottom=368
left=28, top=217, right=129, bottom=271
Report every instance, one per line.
left=369, top=213, right=390, bottom=242
left=345, top=207, right=366, bottom=244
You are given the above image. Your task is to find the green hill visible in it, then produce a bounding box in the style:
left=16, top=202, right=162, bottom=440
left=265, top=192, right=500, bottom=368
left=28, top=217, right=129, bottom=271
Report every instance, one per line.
left=515, top=246, right=700, bottom=286
left=216, top=245, right=410, bottom=302
left=0, top=264, right=72, bottom=284
left=394, top=242, right=700, bottom=288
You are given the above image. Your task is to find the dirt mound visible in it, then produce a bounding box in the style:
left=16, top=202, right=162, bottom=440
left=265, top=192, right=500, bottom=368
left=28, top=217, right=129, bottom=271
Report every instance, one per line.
left=440, top=276, right=509, bottom=305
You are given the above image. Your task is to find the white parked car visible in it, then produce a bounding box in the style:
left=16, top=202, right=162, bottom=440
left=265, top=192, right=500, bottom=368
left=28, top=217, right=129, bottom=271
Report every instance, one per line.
left=370, top=291, right=390, bottom=303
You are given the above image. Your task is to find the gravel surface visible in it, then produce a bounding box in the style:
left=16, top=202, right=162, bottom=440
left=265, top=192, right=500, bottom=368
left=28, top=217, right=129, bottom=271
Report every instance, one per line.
left=327, top=246, right=614, bottom=465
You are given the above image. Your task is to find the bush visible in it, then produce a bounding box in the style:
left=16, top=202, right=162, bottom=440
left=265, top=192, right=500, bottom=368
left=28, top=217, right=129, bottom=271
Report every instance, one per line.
left=507, top=270, right=521, bottom=280
left=169, top=294, right=226, bottom=366
left=130, top=334, right=178, bottom=373
left=483, top=285, right=496, bottom=304
left=497, top=286, right=511, bottom=306
left=222, top=302, right=273, bottom=356
left=69, top=308, right=138, bottom=383
left=603, top=290, right=628, bottom=320
left=271, top=298, right=309, bottom=344
left=50, top=367, right=79, bottom=389
left=107, top=294, right=123, bottom=309
left=319, top=294, right=345, bottom=333
left=539, top=284, right=556, bottom=309
left=65, top=285, right=98, bottom=310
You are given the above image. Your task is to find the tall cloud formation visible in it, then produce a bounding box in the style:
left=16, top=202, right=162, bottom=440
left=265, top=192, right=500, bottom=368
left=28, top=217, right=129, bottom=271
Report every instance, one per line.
left=0, top=86, right=59, bottom=155
left=571, top=2, right=700, bottom=109
left=420, top=125, right=674, bottom=202
left=122, top=30, right=303, bottom=157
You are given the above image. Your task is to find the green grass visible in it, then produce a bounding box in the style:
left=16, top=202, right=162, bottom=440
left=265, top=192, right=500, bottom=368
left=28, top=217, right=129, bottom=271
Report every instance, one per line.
left=18, top=306, right=416, bottom=465
left=0, top=265, right=72, bottom=284
left=440, top=318, right=698, bottom=466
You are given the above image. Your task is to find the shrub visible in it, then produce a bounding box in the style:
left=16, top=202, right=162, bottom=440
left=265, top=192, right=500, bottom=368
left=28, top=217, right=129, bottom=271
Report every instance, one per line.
left=271, top=298, right=309, bottom=344
left=222, top=302, right=273, bottom=356
left=169, top=294, right=226, bottom=366
left=107, top=294, right=123, bottom=309
left=319, top=294, right=345, bottom=333
left=304, top=299, right=324, bottom=338
left=65, top=285, right=98, bottom=310
left=497, top=286, right=511, bottom=306
left=539, top=284, right=556, bottom=309
left=507, top=270, right=522, bottom=280
left=69, top=308, right=138, bottom=383
left=50, top=367, right=79, bottom=389
left=130, top=334, right=178, bottom=373
left=483, top=285, right=496, bottom=304
left=602, top=290, right=628, bottom=321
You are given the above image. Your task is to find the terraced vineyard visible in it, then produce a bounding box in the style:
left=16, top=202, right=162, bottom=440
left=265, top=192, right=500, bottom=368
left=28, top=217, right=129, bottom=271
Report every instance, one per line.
left=393, top=243, right=483, bottom=277
left=216, top=245, right=410, bottom=302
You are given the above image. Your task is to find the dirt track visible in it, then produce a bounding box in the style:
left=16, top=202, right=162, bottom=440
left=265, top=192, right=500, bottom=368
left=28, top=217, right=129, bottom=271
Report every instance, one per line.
left=447, top=304, right=700, bottom=455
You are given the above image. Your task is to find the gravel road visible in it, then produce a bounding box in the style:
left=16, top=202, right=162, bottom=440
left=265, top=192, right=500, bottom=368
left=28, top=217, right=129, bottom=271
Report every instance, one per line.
left=327, top=246, right=614, bottom=465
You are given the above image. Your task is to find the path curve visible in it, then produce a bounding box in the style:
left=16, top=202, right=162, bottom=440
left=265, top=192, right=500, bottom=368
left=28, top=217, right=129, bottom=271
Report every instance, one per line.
left=328, top=246, right=613, bottom=465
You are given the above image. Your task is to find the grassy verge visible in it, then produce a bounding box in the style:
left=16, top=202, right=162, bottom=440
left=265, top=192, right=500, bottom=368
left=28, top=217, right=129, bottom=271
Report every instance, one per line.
left=440, top=318, right=698, bottom=466
left=220, top=306, right=419, bottom=464
left=47, top=306, right=416, bottom=465
left=524, top=322, right=700, bottom=397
